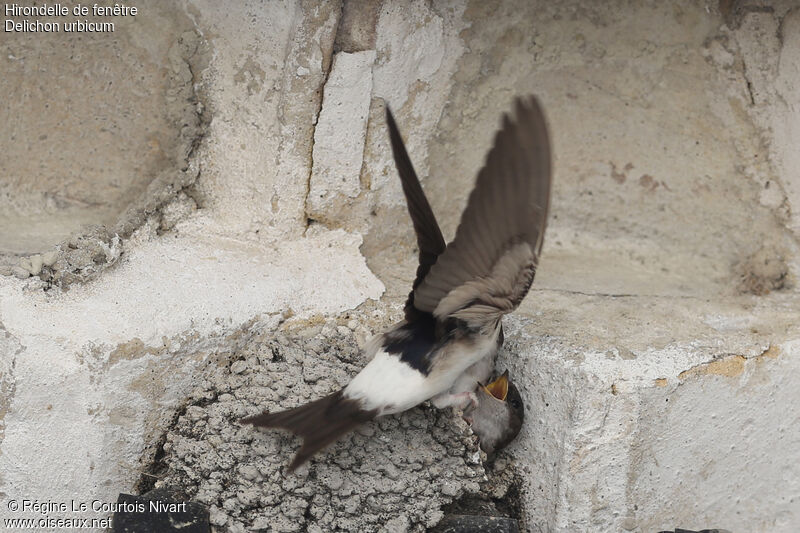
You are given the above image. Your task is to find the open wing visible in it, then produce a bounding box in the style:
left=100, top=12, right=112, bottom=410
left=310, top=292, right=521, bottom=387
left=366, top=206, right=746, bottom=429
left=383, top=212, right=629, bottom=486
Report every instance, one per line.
left=385, top=107, right=447, bottom=315
left=410, top=96, right=552, bottom=327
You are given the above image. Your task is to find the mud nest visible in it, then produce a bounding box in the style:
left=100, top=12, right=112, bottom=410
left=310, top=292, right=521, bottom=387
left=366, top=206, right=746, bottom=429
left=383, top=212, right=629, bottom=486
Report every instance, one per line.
left=144, top=318, right=487, bottom=532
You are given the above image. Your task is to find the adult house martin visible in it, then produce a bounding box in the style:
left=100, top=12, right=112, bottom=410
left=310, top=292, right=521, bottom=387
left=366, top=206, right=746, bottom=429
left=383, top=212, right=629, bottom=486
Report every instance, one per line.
left=242, top=96, right=552, bottom=471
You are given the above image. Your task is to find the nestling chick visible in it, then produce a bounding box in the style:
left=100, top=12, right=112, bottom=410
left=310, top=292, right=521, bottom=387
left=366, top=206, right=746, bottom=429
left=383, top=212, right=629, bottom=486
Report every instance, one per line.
left=462, top=370, right=524, bottom=455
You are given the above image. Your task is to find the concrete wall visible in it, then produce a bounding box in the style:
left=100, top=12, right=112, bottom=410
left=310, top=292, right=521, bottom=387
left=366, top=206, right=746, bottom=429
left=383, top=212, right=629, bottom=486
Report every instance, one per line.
left=1, top=1, right=799, bottom=531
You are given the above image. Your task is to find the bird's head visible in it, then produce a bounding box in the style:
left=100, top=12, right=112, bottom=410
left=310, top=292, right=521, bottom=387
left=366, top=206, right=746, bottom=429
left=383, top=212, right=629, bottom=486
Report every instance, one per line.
left=463, top=370, right=525, bottom=455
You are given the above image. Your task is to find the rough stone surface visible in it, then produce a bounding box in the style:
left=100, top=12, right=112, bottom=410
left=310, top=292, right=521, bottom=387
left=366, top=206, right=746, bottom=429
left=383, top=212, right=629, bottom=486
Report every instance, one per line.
left=335, top=0, right=381, bottom=53
left=0, top=3, right=198, bottom=254
left=0, top=8, right=207, bottom=286
left=0, top=224, right=383, bottom=525
left=307, top=51, right=376, bottom=225
left=430, top=515, right=519, bottom=533
left=188, top=0, right=341, bottom=239
left=149, top=318, right=484, bottom=532
left=39, top=225, right=123, bottom=287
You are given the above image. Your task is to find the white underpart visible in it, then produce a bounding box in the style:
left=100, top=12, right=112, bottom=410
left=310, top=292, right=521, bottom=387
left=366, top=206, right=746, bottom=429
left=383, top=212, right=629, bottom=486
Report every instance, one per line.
left=344, top=327, right=500, bottom=416
left=344, top=350, right=432, bottom=415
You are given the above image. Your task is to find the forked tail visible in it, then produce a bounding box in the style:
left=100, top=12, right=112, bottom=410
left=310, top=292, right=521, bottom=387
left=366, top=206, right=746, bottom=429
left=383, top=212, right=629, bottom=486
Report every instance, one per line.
left=241, top=390, right=377, bottom=471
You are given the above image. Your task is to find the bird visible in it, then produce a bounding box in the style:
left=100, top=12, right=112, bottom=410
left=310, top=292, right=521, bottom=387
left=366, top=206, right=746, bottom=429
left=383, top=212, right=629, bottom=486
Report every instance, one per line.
left=462, top=369, right=525, bottom=455
left=241, top=96, right=552, bottom=471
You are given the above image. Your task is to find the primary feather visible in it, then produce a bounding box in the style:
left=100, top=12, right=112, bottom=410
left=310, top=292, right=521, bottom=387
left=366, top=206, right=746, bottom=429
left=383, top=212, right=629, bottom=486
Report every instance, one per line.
left=411, top=97, right=551, bottom=326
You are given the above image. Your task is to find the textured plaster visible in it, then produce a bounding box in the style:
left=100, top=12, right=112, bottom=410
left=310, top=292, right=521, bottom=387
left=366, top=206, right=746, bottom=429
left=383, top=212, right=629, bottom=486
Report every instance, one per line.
left=307, top=50, right=376, bottom=224
left=0, top=217, right=383, bottom=520
left=0, top=3, right=203, bottom=267
left=188, top=0, right=341, bottom=239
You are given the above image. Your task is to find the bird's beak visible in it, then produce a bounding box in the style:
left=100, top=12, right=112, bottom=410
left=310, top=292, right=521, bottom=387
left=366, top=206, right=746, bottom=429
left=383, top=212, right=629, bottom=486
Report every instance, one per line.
left=481, top=370, right=509, bottom=401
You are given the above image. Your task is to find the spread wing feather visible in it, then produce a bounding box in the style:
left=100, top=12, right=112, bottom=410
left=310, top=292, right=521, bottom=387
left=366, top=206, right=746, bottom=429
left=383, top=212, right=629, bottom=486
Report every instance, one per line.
left=411, top=97, right=551, bottom=326
left=385, top=107, right=447, bottom=317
